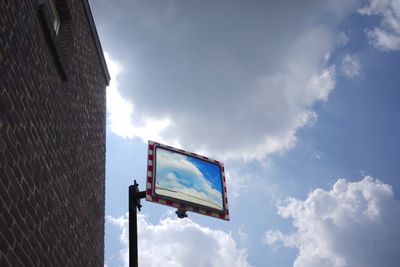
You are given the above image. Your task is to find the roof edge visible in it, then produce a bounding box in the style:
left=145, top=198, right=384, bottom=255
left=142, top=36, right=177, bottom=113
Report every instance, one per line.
left=82, top=0, right=110, bottom=86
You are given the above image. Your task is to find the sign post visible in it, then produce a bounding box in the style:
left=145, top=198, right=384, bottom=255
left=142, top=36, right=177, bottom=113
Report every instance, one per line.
left=129, top=180, right=145, bottom=267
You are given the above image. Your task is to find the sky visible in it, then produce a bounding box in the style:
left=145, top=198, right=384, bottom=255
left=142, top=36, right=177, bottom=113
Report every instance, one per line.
left=154, top=147, right=224, bottom=210
left=89, top=0, right=400, bottom=266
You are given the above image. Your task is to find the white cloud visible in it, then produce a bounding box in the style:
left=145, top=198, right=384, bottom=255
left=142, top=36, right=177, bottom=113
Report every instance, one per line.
left=225, top=168, right=279, bottom=202
left=105, top=53, right=170, bottom=141
left=340, top=54, right=361, bottom=78
left=238, top=224, right=249, bottom=243
left=313, top=151, right=324, bottom=160
left=359, top=0, right=400, bottom=51
left=93, top=2, right=351, bottom=160
left=225, top=170, right=252, bottom=199
left=105, top=53, right=134, bottom=138
left=305, top=66, right=336, bottom=103
left=264, top=176, right=400, bottom=267
left=336, top=31, right=350, bottom=46
left=108, top=214, right=252, bottom=267
left=156, top=148, right=223, bottom=208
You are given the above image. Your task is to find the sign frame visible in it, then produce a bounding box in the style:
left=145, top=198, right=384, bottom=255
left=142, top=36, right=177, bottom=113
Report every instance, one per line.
left=145, top=141, right=230, bottom=221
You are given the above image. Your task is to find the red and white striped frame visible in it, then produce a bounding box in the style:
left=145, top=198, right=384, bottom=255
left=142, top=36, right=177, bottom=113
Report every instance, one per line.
left=145, top=140, right=230, bottom=221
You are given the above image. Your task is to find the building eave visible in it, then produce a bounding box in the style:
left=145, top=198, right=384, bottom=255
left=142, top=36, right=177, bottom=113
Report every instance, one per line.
left=82, top=0, right=110, bottom=86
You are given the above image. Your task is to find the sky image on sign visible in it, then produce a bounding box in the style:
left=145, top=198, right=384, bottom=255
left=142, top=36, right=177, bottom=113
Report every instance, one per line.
left=146, top=141, right=229, bottom=221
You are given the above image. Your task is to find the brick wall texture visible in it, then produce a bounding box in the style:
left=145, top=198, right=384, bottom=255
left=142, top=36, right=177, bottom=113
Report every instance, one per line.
left=0, top=0, right=107, bottom=266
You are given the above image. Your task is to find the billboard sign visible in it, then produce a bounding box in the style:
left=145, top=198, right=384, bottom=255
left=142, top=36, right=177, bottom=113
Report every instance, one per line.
left=145, top=141, right=229, bottom=220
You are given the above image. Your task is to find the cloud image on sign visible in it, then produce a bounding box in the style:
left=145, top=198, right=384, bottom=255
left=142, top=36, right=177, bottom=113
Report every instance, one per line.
left=155, top=147, right=224, bottom=211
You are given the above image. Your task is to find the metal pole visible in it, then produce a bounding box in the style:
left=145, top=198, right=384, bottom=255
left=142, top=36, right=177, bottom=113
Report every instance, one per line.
left=129, top=185, right=138, bottom=267
left=129, top=181, right=146, bottom=267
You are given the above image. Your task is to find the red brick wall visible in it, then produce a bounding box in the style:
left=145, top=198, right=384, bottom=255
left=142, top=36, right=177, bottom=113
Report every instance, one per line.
left=0, top=0, right=107, bottom=266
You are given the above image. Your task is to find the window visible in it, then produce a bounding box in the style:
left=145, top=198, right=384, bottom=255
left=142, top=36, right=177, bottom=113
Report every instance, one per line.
left=38, top=0, right=60, bottom=36
left=38, top=0, right=71, bottom=81
left=48, top=0, right=60, bottom=35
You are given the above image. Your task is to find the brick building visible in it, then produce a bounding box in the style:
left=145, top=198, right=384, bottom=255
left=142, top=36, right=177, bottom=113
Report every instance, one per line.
left=0, top=0, right=109, bottom=266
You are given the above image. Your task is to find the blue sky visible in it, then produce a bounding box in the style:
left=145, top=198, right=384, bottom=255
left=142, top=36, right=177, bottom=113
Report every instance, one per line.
left=155, top=147, right=223, bottom=194
left=91, top=1, right=400, bottom=266
left=185, top=154, right=223, bottom=193
left=154, top=147, right=224, bottom=209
